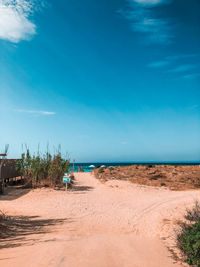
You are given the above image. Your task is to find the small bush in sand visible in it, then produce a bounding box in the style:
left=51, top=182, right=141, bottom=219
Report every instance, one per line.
left=0, top=210, right=7, bottom=223
left=17, top=148, right=70, bottom=188
left=185, top=202, right=200, bottom=223
left=0, top=210, right=9, bottom=237
left=98, top=168, right=104, bottom=173
left=147, top=164, right=154, bottom=168
left=177, top=201, right=200, bottom=266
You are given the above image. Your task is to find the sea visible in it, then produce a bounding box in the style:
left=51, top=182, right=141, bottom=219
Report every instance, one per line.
left=69, top=162, right=200, bottom=173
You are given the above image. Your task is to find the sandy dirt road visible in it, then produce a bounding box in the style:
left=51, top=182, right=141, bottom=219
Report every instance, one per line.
left=0, top=173, right=200, bottom=267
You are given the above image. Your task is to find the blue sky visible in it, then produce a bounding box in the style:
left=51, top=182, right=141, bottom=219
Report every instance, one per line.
left=0, top=0, right=200, bottom=162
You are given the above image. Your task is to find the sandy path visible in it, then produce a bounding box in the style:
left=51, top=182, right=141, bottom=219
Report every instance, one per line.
left=0, top=173, right=199, bottom=267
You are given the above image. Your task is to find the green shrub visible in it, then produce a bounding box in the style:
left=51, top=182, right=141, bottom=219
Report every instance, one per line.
left=17, top=148, right=70, bottom=187
left=177, top=202, right=200, bottom=266
left=177, top=220, right=200, bottom=266
left=98, top=168, right=104, bottom=173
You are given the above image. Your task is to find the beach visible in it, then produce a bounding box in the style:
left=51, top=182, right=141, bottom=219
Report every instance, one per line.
left=1, top=0, right=199, bottom=265
left=0, top=172, right=199, bottom=267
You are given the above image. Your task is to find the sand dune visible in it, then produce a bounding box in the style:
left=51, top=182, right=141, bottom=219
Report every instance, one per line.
left=0, top=172, right=199, bottom=267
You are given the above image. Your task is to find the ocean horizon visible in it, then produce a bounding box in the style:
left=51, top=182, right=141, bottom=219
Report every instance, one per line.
left=69, top=161, right=200, bottom=172
left=72, top=162, right=200, bottom=166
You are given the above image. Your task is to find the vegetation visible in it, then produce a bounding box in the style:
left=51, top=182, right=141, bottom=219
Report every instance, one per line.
left=0, top=210, right=8, bottom=238
left=177, top=201, right=200, bottom=266
left=17, top=148, right=70, bottom=188
left=160, top=182, right=166, bottom=186
left=98, top=167, right=104, bottom=173
left=146, top=164, right=154, bottom=168
left=0, top=210, right=7, bottom=224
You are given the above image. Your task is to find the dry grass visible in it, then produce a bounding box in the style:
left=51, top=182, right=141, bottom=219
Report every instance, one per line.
left=0, top=210, right=9, bottom=239
left=94, top=165, right=200, bottom=190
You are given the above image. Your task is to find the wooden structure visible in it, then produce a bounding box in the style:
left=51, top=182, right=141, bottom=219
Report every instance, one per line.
left=0, top=152, right=7, bottom=194
left=0, top=146, right=22, bottom=194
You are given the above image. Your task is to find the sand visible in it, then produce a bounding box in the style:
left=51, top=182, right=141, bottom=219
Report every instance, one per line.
left=0, top=172, right=200, bottom=267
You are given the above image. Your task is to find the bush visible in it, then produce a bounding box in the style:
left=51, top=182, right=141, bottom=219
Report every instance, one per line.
left=177, top=202, right=200, bottom=266
left=146, top=164, right=154, bottom=168
left=0, top=210, right=7, bottom=223
left=17, top=148, right=70, bottom=188
left=98, top=168, right=104, bottom=173
left=185, top=202, right=200, bottom=223
left=177, top=220, right=200, bottom=266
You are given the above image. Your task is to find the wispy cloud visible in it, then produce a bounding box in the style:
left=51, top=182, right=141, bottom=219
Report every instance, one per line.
left=187, top=105, right=199, bottom=110
left=147, top=54, right=200, bottom=79
left=183, top=73, right=200, bottom=79
left=0, top=0, right=44, bottom=43
left=133, top=0, right=169, bottom=6
left=134, top=0, right=159, bottom=4
left=15, top=109, right=56, bottom=115
left=166, top=54, right=200, bottom=61
left=120, top=0, right=173, bottom=44
left=121, top=141, right=128, bottom=145
left=147, top=60, right=169, bottom=68
left=169, top=64, right=195, bottom=73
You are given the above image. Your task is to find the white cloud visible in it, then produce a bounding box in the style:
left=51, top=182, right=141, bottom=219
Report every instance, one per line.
left=15, top=109, right=56, bottom=115
left=0, top=0, right=42, bottom=43
left=133, top=0, right=167, bottom=6
left=121, top=0, right=172, bottom=44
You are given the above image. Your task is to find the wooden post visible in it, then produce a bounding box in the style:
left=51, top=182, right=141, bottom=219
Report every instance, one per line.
left=0, top=161, right=4, bottom=194
left=0, top=152, right=7, bottom=194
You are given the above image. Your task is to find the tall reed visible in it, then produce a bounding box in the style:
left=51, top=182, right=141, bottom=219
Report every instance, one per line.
left=17, top=148, right=70, bottom=187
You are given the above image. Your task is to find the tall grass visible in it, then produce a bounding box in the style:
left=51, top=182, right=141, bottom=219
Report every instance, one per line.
left=17, top=148, right=70, bottom=188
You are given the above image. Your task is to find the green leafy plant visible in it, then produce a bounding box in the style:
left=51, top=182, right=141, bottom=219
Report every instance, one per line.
left=177, top=202, right=200, bottom=266
left=177, top=220, right=200, bottom=266
left=17, top=147, right=70, bottom=188
left=98, top=168, right=104, bottom=173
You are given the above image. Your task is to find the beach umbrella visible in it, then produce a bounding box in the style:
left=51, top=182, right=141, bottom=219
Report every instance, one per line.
left=101, top=165, right=106, bottom=167
left=89, top=165, right=95, bottom=168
